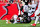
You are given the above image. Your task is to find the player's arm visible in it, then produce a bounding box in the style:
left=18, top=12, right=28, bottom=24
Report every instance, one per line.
left=20, top=0, right=25, bottom=11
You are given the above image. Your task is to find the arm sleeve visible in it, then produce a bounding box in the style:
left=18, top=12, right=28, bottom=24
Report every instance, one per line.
left=20, top=6, right=23, bottom=11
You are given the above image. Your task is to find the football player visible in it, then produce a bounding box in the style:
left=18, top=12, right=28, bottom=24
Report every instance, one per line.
left=31, top=0, right=40, bottom=26
left=20, top=0, right=32, bottom=23
left=20, top=0, right=32, bottom=16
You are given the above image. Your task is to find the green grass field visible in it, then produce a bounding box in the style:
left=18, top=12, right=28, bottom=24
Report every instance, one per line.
left=0, top=20, right=40, bottom=27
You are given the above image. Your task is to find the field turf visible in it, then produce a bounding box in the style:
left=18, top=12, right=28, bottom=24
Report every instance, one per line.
left=0, top=20, right=40, bottom=27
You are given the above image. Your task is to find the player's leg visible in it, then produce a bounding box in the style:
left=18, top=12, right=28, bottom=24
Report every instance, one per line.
left=13, top=15, right=18, bottom=24
left=31, top=7, right=39, bottom=26
left=38, top=16, right=40, bottom=23
left=35, top=1, right=40, bottom=24
left=35, top=9, right=40, bottom=23
left=38, top=10, right=40, bottom=23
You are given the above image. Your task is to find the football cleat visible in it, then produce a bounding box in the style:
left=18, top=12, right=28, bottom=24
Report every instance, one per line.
left=31, top=23, right=36, bottom=26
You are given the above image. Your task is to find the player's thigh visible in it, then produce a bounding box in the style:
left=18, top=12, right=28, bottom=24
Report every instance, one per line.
left=35, top=10, right=39, bottom=16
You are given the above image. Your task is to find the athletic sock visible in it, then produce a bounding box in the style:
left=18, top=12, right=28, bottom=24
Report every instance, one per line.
left=35, top=16, right=39, bottom=24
